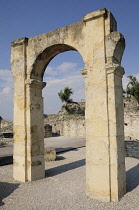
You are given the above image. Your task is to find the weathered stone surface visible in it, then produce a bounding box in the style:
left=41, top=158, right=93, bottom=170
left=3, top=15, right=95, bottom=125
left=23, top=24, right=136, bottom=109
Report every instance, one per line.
left=44, top=114, right=86, bottom=137
left=44, top=124, right=52, bottom=138
left=125, top=140, right=139, bottom=159
left=44, top=147, right=56, bottom=162
left=11, top=8, right=126, bottom=202
left=0, top=141, right=6, bottom=148
left=124, top=98, right=139, bottom=140
left=0, top=117, right=13, bottom=131
left=58, top=102, right=85, bottom=115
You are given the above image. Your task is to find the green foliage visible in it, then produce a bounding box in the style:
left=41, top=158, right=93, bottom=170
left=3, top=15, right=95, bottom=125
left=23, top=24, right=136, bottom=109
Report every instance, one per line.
left=124, top=75, right=139, bottom=103
left=58, top=87, right=73, bottom=103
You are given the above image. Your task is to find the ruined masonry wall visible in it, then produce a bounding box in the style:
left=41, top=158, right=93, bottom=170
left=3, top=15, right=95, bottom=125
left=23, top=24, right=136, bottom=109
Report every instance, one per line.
left=44, top=114, right=85, bottom=137
left=125, top=140, right=139, bottom=159
left=124, top=109, right=139, bottom=140
left=0, top=118, right=13, bottom=131
left=44, top=108, right=139, bottom=140
left=124, top=98, right=139, bottom=140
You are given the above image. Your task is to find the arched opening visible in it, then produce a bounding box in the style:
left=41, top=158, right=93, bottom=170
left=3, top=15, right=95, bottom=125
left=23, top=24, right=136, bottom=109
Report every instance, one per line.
left=31, top=44, right=78, bottom=80
left=31, top=43, right=86, bottom=137
left=32, top=44, right=86, bottom=182
left=43, top=51, right=85, bottom=115
left=39, top=47, right=85, bottom=139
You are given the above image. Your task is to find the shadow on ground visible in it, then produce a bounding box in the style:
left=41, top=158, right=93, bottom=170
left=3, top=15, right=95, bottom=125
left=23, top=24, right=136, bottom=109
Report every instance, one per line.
left=56, top=147, right=78, bottom=154
left=56, top=156, right=66, bottom=161
left=0, top=156, right=13, bottom=166
left=126, top=162, right=139, bottom=192
left=45, top=159, right=85, bottom=177
left=0, top=182, right=20, bottom=206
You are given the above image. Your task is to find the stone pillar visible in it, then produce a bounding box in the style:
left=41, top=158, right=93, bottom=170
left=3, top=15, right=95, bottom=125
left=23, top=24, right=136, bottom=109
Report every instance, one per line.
left=11, top=38, right=29, bottom=182
left=85, top=65, right=112, bottom=202
left=106, top=64, right=126, bottom=201
left=86, top=32, right=126, bottom=202
left=25, top=79, right=46, bottom=181
left=105, top=32, right=126, bottom=201
left=11, top=38, right=46, bottom=182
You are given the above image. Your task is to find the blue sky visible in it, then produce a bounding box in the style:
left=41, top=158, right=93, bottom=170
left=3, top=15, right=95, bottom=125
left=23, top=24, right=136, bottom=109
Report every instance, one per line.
left=0, top=0, right=139, bottom=120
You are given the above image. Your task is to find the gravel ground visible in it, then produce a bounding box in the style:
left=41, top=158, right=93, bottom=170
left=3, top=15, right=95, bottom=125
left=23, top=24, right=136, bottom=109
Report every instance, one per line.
left=0, top=147, right=139, bottom=210
left=0, top=136, right=86, bottom=157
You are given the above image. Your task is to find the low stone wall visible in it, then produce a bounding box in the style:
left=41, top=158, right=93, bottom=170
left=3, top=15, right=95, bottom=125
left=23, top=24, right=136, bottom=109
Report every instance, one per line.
left=125, top=140, right=139, bottom=159
left=62, top=118, right=85, bottom=137
left=124, top=108, right=139, bottom=140
left=0, top=117, right=13, bottom=139
left=44, top=114, right=85, bottom=137
left=44, top=124, right=52, bottom=138
left=0, top=118, right=13, bottom=130
left=44, top=110, right=139, bottom=140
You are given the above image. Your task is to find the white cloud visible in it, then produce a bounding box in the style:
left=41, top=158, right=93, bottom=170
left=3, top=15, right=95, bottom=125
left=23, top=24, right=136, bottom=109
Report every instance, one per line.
left=45, top=62, right=79, bottom=77
left=0, top=69, right=13, bottom=94
left=45, top=66, right=58, bottom=76
left=0, top=70, right=13, bottom=85
left=42, top=74, right=85, bottom=114
left=135, top=73, right=139, bottom=80
left=0, top=69, right=13, bottom=120
left=57, top=62, right=77, bottom=73
left=2, top=87, right=11, bottom=94
left=122, top=73, right=139, bottom=89
left=122, top=75, right=130, bottom=89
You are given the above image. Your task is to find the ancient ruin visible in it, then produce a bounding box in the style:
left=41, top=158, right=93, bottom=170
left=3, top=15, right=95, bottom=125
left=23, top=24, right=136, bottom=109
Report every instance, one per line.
left=11, top=8, right=126, bottom=202
left=44, top=99, right=139, bottom=140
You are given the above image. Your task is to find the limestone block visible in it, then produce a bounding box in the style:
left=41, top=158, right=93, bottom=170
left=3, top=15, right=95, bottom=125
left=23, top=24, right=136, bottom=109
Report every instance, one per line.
left=13, top=141, right=26, bottom=156
left=86, top=163, right=111, bottom=202
left=13, top=155, right=26, bottom=182
left=27, top=155, right=45, bottom=181
left=86, top=140, right=109, bottom=165
left=44, top=147, right=56, bottom=162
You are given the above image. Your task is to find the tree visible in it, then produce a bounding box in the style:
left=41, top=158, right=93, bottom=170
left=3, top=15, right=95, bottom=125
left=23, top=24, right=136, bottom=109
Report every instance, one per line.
left=58, top=87, right=73, bottom=103
left=124, top=75, right=139, bottom=103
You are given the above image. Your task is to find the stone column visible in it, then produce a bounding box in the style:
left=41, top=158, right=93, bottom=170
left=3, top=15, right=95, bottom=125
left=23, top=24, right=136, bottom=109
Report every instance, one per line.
left=11, top=38, right=46, bottom=182
left=25, top=79, right=46, bottom=181
left=105, top=32, right=126, bottom=201
left=85, top=64, right=113, bottom=202
left=11, top=38, right=29, bottom=182
left=106, top=64, right=126, bottom=201
left=86, top=31, right=126, bottom=202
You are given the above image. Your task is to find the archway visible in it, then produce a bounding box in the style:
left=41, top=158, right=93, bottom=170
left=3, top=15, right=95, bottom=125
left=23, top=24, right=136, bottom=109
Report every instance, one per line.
left=43, top=51, right=85, bottom=138
left=11, top=8, right=126, bottom=202
left=43, top=51, right=85, bottom=115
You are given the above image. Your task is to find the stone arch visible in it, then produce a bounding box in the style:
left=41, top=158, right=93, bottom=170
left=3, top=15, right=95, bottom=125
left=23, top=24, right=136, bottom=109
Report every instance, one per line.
left=11, top=8, right=126, bottom=202
left=106, top=31, right=125, bottom=64
left=31, top=44, right=81, bottom=80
